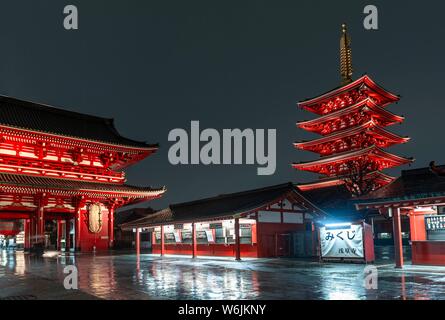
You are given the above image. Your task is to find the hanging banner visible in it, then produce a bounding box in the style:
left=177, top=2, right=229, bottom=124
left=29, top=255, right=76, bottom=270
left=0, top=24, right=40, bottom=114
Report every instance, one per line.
left=204, top=229, right=214, bottom=242
left=320, top=224, right=364, bottom=259
left=174, top=230, right=181, bottom=242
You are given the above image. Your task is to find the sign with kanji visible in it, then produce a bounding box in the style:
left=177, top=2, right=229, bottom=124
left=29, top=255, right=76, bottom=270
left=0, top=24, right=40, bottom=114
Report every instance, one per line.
left=425, top=215, right=445, bottom=231
left=320, top=224, right=364, bottom=259
left=209, top=223, right=223, bottom=229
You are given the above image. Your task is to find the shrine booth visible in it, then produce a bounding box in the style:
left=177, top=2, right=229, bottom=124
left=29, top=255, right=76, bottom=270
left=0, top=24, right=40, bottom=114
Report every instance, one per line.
left=357, top=166, right=445, bottom=267
left=121, top=183, right=327, bottom=259
left=319, top=220, right=375, bottom=263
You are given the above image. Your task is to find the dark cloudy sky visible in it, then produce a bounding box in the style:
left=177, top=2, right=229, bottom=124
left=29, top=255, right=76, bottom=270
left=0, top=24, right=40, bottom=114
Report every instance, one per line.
left=0, top=1, right=443, bottom=209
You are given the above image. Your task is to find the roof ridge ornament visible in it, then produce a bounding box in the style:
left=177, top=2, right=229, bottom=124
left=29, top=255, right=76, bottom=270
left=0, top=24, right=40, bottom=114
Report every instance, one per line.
left=340, top=23, right=353, bottom=85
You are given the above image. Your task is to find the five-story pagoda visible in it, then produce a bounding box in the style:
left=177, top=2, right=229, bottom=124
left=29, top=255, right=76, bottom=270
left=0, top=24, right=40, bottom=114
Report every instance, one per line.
left=293, top=24, right=413, bottom=196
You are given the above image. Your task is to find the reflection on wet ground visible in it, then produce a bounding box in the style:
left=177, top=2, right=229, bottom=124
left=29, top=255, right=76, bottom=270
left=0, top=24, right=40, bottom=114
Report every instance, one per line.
left=0, top=246, right=444, bottom=300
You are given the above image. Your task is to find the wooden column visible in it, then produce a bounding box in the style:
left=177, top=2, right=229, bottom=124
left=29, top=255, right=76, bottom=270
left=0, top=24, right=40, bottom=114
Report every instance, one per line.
left=235, top=218, right=241, bottom=261
left=75, top=209, right=81, bottom=251
left=24, top=219, right=31, bottom=251
left=30, top=216, right=36, bottom=246
left=65, top=219, right=71, bottom=251
left=57, top=220, right=63, bottom=251
left=136, top=228, right=141, bottom=255
left=73, top=197, right=84, bottom=252
left=192, top=222, right=197, bottom=258
left=108, top=206, right=115, bottom=249
left=37, top=205, right=45, bottom=246
left=392, top=207, right=404, bottom=268
left=160, top=225, right=165, bottom=256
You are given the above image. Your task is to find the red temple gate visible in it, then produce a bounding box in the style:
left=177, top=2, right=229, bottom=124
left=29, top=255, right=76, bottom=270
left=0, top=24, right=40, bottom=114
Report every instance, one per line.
left=0, top=95, right=165, bottom=252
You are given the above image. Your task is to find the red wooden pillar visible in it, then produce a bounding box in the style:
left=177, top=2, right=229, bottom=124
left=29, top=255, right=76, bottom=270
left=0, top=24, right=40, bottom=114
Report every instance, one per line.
left=192, top=222, right=197, bottom=258
left=65, top=219, right=71, bottom=251
left=160, top=225, right=165, bottom=256
left=24, top=219, right=31, bottom=251
left=75, top=209, right=81, bottom=251
left=392, top=207, right=404, bottom=268
left=30, top=216, right=36, bottom=246
left=37, top=205, right=45, bottom=245
left=57, top=220, right=63, bottom=251
left=108, top=206, right=115, bottom=249
left=136, top=228, right=141, bottom=255
left=235, top=218, right=241, bottom=261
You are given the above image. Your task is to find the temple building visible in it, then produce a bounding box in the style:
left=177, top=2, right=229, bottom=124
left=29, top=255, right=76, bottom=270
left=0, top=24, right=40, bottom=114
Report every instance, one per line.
left=0, top=94, right=165, bottom=252
left=293, top=24, right=413, bottom=196
left=357, top=165, right=445, bottom=267
left=120, top=183, right=326, bottom=259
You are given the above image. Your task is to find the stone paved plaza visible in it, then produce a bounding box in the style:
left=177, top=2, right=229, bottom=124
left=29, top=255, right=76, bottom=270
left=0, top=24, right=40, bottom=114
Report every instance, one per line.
left=1, top=247, right=445, bottom=300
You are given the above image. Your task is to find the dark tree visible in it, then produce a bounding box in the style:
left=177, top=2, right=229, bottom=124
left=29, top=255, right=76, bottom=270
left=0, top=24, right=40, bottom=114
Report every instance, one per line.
left=342, top=158, right=379, bottom=197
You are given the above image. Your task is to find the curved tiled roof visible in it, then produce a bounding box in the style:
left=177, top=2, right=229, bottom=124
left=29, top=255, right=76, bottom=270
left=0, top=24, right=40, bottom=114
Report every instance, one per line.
left=298, top=75, right=399, bottom=108
left=358, top=166, right=445, bottom=205
left=0, top=172, right=166, bottom=198
left=120, top=208, right=174, bottom=229
left=120, top=183, right=327, bottom=229
left=0, top=95, right=156, bottom=149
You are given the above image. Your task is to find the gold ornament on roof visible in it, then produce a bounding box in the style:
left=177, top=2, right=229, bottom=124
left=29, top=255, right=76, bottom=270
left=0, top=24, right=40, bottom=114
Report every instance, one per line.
left=340, top=23, right=353, bottom=85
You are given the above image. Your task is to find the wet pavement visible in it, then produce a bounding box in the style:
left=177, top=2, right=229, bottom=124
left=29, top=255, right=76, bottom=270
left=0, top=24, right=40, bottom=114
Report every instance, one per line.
left=1, top=247, right=445, bottom=300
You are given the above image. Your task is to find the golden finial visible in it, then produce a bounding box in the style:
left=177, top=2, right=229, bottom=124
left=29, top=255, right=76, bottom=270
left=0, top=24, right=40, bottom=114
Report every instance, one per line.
left=340, top=23, right=353, bottom=85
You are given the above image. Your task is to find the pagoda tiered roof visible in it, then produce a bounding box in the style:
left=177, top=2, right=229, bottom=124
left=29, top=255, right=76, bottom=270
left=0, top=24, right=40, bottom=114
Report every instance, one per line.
left=294, top=120, right=410, bottom=156
left=298, top=75, right=400, bottom=115
left=297, top=98, right=405, bottom=135
left=293, top=145, right=413, bottom=176
left=297, top=171, right=395, bottom=192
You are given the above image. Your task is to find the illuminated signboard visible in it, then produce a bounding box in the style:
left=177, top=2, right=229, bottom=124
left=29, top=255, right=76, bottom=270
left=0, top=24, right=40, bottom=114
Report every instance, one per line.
left=425, top=215, right=445, bottom=231
left=320, top=224, right=364, bottom=259
left=425, top=215, right=445, bottom=241
left=16, top=231, right=25, bottom=245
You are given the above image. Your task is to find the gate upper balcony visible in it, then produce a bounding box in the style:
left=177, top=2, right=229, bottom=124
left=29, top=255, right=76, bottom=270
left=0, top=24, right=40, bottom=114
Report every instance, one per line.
left=0, top=95, right=158, bottom=183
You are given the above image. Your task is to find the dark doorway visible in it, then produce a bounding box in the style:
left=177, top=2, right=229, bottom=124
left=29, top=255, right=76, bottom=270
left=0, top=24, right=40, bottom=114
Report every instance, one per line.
left=276, top=233, right=290, bottom=257
left=44, top=220, right=57, bottom=250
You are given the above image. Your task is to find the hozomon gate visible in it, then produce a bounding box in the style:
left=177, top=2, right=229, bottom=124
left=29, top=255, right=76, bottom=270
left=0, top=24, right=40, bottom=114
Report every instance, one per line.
left=0, top=95, right=165, bottom=252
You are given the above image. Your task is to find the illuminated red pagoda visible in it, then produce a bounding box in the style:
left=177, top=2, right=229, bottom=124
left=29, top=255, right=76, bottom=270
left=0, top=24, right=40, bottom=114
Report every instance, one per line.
left=293, top=24, right=413, bottom=196
left=0, top=94, right=166, bottom=252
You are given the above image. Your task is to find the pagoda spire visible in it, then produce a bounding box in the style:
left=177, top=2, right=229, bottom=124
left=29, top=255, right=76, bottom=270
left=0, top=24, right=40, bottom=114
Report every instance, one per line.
left=340, top=23, right=353, bottom=85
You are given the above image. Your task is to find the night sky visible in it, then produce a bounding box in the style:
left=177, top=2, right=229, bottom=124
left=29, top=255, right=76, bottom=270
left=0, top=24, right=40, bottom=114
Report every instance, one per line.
left=0, top=1, right=443, bottom=209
